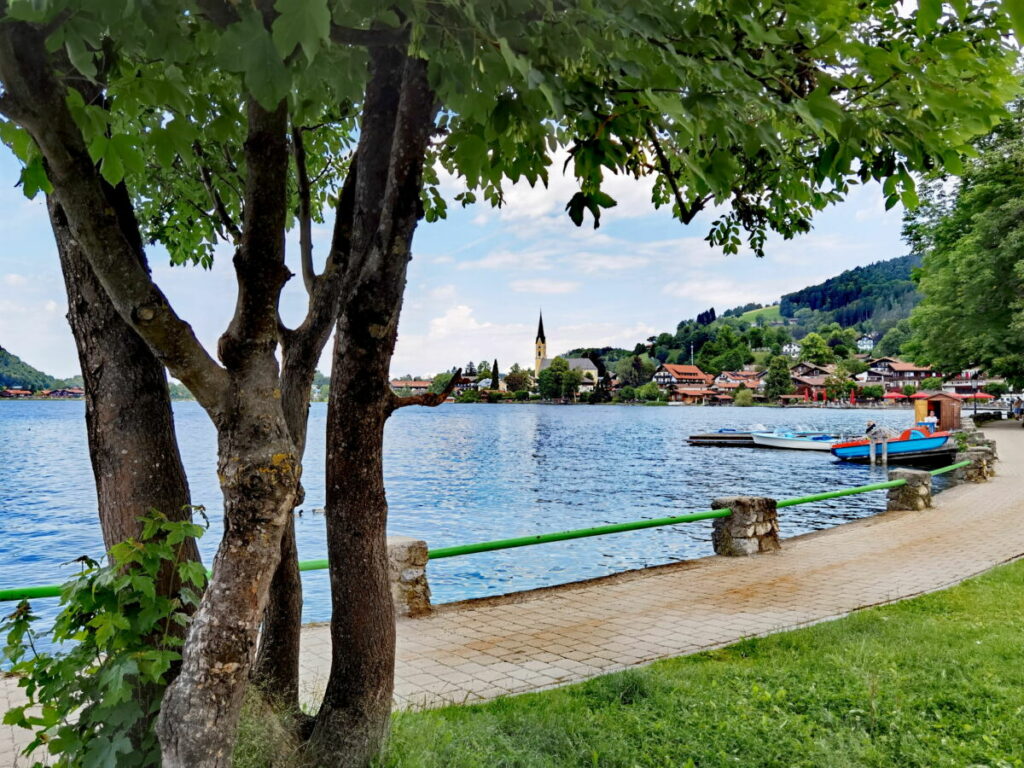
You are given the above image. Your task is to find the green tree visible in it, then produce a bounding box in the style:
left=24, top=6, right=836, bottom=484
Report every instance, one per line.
left=618, top=385, right=636, bottom=402
left=904, top=105, right=1024, bottom=388
left=764, top=356, right=795, bottom=401
left=860, top=384, right=885, bottom=400
left=875, top=319, right=913, bottom=358
left=903, top=384, right=919, bottom=396
left=984, top=381, right=1010, bottom=397
left=798, top=333, right=836, bottom=366
left=514, top=390, right=529, bottom=401
left=504, top=363, right=531, bottom=393
left=920, top=376, right=944, bottom=390
left=0, top=0, right=1017, bottom=763
left=613, top=355, right=657, bottom=387
left=637, top=382, right=660, bottom=401
left=456, top=388, right=480, bottom=403
left=538, top=357, right=569, bottom=399
left=734, top=388, right=755, bottom=406
left=429, top=372, right=455, bottom=394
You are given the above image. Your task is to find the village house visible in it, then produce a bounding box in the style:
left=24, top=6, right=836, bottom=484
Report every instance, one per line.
left=856, top=357, right=933, bottom=391
left=652, top=363, right=713, bottom=390
left=782, top=342, right=801, bottom=358
left=389, top=379, right=432, bottom=394
left=790, top=375, right=829, bottom=401
left=789, top=361, right=835, bottom=378
left=713, top=370, right=765, bottom=393
left=0, top=388, right=32, bottom=398
left=941, top=368, right=1006, bottom=396
left=856, top=334, right=876, bottom=353
left=668, top=386, right=717, bottom=404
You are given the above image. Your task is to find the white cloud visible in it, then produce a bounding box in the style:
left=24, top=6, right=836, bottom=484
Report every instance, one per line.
left=3, top=273, right=27, bottom=286
left=391, top=304, right=532, bottom=375
left=457, top=247, right=555, bottom=271
left=509, top=279, right=580, bottom=294
left=428, top=284, right=456, bottom=300
left=43, top=299, right=60, bottom=313
left=564, top=252, right=650, bottom=274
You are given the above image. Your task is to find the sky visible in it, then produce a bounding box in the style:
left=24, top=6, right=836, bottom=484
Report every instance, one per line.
left=0, top=147, right=906, bottom=380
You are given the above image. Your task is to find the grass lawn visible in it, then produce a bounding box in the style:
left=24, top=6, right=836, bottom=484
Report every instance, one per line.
left=376, top=559, right=1024, bottom=768
left=737, top=305, right=782, bottom=324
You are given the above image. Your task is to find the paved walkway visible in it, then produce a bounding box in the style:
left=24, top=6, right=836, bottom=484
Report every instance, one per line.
left=4, top=422, right=1023, bottom=764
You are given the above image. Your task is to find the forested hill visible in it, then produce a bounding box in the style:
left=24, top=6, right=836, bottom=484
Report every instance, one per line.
left=0, top=345, right=60, bottom=390
left=779, top=253, right=921, bottom=330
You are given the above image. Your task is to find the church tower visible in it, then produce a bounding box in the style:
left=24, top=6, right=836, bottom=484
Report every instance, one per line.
left=534, top=311, right=547, bottom=378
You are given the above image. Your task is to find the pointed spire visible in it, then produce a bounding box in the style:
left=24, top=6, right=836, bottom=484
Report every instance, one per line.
left=536, top=310, right=546, bottom=343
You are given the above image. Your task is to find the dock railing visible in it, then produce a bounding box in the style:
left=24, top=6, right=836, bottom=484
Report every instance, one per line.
left=0, top=459, right=976, bottom=604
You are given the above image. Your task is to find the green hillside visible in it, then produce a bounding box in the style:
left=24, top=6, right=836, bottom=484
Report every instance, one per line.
left=737, top=305, right=781, bottom=324
left=0, top=345, right=59, bottom=391
left=779, top=253, right=920, bottom=333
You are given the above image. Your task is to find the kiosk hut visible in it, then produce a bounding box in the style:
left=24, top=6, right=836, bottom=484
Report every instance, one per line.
left=912, top=391, right=962, bottom=431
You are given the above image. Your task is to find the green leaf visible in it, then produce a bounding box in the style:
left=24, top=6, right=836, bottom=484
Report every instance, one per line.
left=19, top=156, right=51, bottom=199
left=1005, top=0, right=1024, bottom=43
left=219, top=11, right=291, bottom=109
left=917, top=0, right=942, bottom=34
left=272, top=0, right=331, bottom=61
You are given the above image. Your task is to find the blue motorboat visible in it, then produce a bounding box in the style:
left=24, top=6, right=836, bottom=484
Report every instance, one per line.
left=831, top=426, right=951, bottom=460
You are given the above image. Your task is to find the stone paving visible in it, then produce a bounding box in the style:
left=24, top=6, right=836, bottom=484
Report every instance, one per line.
left=4, top=422, right=1024, bottom=765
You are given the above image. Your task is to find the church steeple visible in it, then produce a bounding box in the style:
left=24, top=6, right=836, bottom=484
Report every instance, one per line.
left=534, top=311, right=547, bottom=378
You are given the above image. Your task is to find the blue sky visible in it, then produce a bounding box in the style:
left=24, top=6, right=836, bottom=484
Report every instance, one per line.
left=0, top=146, right=905, bottom=379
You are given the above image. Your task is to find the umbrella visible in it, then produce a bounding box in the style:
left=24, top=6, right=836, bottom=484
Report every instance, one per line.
left=909, top=392, right=933, bottom=399
left=962, top=392, right=994, bottom=400
left=883, top=391, right=907, bottom=400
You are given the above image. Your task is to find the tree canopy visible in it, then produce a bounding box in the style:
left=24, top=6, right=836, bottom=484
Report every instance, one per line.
left=904, top=103, right=1024, bottom=387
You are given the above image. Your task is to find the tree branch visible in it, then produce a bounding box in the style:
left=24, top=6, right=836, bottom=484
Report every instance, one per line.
left=330, top=24, right=408, bottom=47
left=388, top=369, right=461, bottom=412
left=218, top=98, right=291, bottom=371
left=644, top=120, right=709, bottom=224
left=292, top=125, right=316, bottom=294
left=194, top=142, right=242, bottom=243
left=0, top=22, right=230, bottom=414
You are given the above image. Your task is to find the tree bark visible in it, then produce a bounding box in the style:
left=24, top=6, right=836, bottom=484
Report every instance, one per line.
left=306, top=50, right=436, bottom=767
left=47, top=196, right=198, bottom=568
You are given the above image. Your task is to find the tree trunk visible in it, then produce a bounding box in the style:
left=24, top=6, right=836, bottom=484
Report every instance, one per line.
left=47, top=196, right=198, bottom=569
left=306, top=50, right=435, bottom=767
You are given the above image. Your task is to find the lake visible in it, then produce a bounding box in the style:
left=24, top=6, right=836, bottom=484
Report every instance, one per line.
left=2, top=400, right=938, bottom=634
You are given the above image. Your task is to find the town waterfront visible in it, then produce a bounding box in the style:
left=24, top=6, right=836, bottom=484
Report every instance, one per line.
left=2, top=401, right=949, bottom=630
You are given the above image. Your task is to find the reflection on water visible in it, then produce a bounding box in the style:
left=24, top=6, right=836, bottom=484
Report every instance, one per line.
left=2, top=401, right=940, bottom=635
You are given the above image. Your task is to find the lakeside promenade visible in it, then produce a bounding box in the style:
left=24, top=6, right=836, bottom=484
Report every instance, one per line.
left=3, top=421, right=1023, bottom=765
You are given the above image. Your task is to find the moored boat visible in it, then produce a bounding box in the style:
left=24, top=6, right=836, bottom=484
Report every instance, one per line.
left=830, top=426, right=950, bottom=461
left=751, top=431, right=838, bottom=451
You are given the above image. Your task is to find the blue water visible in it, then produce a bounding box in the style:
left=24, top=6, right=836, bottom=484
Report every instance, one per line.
left=2, top=401, right=939, bottom=638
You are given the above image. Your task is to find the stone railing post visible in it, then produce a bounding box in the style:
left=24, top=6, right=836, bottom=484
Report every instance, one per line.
left=711, top=496, right=780, bottom=556
left=387, top=536, right=431, bottom=617
left=963, top=446, right=996, bottom=483
left=886, top=468, right=932, bottom=511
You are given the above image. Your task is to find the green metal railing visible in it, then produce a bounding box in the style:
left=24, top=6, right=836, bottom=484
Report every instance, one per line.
left=0, top=458, right=975, bottom=603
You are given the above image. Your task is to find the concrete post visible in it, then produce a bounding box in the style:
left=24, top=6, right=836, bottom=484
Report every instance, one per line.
left=963, top=446, right=996, bottom=483
left=886, top=468, right=932, bottom=512
left=387, top=536, right=431, bottom=617
left=711, top=496, right=780, bottom=556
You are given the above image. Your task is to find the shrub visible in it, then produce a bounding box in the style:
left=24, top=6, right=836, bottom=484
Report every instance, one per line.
left=514, top=390, right=529, bottom=401
left=636, top=382, right=660, bottom=401
left=619, top=386, right=636, bottom=402
left=734, top=389, right=755, bottom=406
left=456, top=389, right=479, bottom=403
left=2, top=512, right=207, bottom=768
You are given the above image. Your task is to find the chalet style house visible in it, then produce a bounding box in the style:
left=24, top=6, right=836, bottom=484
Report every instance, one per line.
left=855, top=357, right=933, bottom=391
left=653, top=363, right=714, bottom=389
